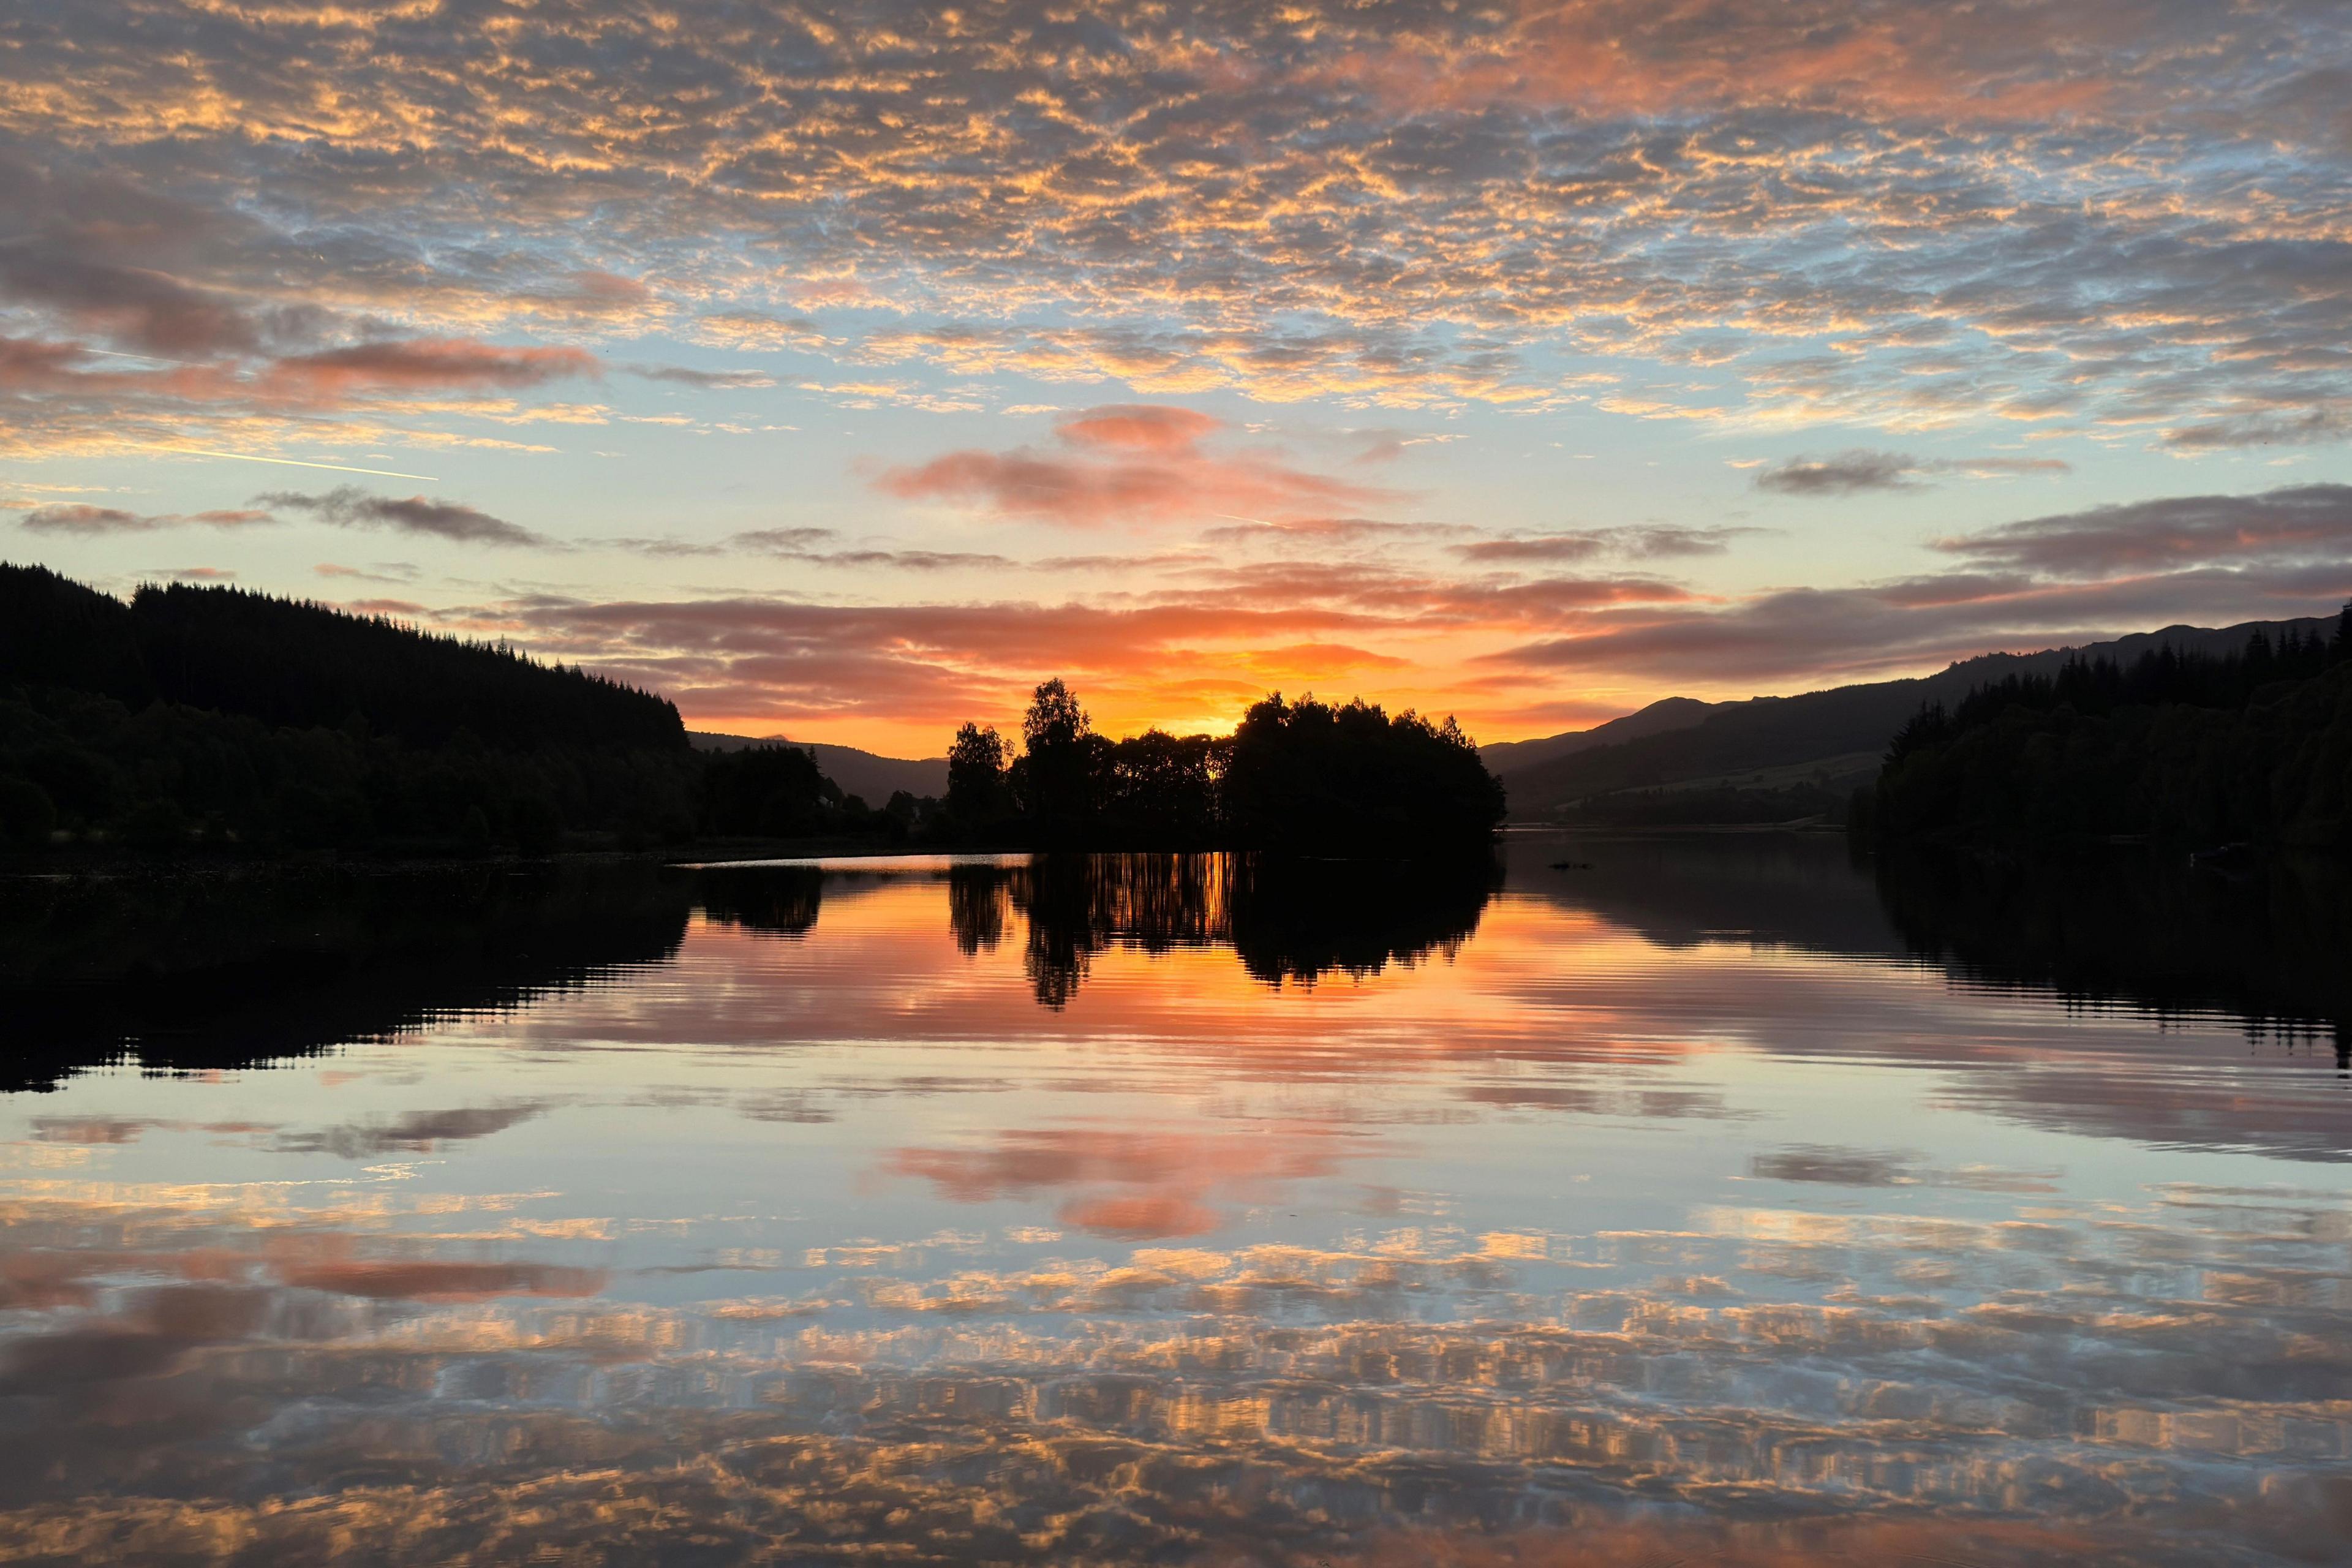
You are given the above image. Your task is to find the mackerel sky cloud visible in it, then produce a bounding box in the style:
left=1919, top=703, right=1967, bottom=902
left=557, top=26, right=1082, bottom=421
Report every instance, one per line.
left=2, top=0, right=2349, bottom=750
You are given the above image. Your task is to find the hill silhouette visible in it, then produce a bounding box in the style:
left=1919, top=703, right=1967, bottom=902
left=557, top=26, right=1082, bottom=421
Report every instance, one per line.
left=0, top=565, right=913, bottom=854
left=4, top=564, right=682, bottom=748
left=1494, top=613, right=2345, bottom=826
left=690, top=731, right=948, bottom=804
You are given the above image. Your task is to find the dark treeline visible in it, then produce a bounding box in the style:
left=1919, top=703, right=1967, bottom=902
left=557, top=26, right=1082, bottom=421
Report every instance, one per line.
left=0, top=565, right=919, bottom=854
left=942, top=678, right=1506, bottom=853
left=130, top=580, right=684, bottom=750
left=4, top=568, right=1498, bottom=858
left=1868, top=606, right=2352, bottom=846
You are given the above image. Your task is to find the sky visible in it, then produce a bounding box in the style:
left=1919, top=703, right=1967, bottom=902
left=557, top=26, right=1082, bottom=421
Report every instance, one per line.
left=3, top=0, right=2351, bottom=757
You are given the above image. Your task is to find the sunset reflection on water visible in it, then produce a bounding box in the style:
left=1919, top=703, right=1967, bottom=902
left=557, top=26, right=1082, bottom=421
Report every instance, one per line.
left=2, top=840, right=2348, bottom=1564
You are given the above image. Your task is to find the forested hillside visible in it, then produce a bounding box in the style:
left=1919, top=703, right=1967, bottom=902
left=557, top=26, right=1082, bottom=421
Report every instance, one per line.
left=1869, top=612, right=2352, bottom=847
left=135, top=581, right=684, bottom=750
left=0, top=565, right=905, bottom=854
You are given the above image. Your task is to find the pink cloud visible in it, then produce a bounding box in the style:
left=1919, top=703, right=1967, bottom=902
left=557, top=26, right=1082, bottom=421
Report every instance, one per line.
left=1054, top=404, right=1219, bottom=452
left=260, top=338, right=598, bottom=401
left=873, top=402, right=1398, bottom=526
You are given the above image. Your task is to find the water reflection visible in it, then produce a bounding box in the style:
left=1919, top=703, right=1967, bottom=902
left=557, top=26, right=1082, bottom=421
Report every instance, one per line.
left=959, top=852, right=1499, bottom=1006
left=1516, top=834, right=2351, bottom=1051
left=2, top=840, right=2349, bottom=1564
left=698, top=864, right=826, bottom=938
left=1875, top=844, right=2351, bottom=1052
left=0, top=862, right=691, bottom=1091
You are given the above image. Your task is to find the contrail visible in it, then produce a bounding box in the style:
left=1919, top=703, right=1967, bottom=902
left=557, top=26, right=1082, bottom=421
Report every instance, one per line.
left=135, top=446, right=439, bottom=481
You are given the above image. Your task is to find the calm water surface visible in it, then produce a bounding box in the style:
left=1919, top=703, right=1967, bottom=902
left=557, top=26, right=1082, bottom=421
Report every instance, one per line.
left=2, top=837, right=2348, bottom=1565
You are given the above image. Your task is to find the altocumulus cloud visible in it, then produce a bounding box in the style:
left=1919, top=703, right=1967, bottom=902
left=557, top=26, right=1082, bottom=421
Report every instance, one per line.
left=11, top=0, right=2347, bottom=448
left=258, top=488, right=548, bottom=547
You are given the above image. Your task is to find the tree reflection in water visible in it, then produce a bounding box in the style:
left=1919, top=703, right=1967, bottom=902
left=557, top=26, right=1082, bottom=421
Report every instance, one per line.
left=946, top=852, right=1500, bottom=1008
left=1517, top=834, right=2350, bottom=1070
left=0, top=863, right=694, bottom=1091
left=696, top=865, right=826, bottom=938
left=1872, top=845, right=2351, bottom=1064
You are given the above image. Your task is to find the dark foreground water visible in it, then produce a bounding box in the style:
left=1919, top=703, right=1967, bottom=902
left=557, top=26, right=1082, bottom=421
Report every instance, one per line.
left=1, top=836, right=2348, bottom=1566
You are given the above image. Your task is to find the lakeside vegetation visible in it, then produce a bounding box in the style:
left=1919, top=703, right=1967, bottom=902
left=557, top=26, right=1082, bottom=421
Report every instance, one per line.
left=941, top=678, right=1506, bottom=852
left=1866, top=607, right=2352, bottom=847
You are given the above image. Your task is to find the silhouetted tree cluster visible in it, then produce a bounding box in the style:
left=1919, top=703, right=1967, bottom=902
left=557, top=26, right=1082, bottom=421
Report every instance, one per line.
left=0, top=565, right=906, bottom=856
left=945, top=722, right=1014, bottom=826
left=941, top=679, right=1505, bottom=852
left=1869, top=608, right=2352, bottom=846
left=1223, top=692, right=1506, bottom=851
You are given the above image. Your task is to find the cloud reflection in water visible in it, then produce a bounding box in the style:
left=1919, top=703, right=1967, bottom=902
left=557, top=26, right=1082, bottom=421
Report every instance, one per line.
left=0, top=840, right=2346, bottom=1563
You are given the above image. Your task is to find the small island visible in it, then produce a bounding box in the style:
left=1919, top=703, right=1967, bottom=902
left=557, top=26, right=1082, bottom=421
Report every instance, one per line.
left=937, top=677, right=1506, bottom=852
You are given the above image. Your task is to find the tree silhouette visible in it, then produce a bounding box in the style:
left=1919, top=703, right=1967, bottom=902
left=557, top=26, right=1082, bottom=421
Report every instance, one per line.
left=946, top=722, right=1013, bottom=829
left=1009, top=677, right=1100, bottom=843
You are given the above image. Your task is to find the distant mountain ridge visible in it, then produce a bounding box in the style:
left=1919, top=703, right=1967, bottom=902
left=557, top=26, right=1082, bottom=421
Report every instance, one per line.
left=1478, top=696, right=1713, bottom=776
left=689, top=732, right=948, bottom=805
left=1490, top=614, right=2342, bottom=822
